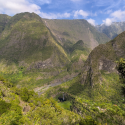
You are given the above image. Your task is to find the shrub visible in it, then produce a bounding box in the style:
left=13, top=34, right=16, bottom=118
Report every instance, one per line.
left=0, top=100, right=11, bottom=116
left=20, top=88, right=34, bottom=102
left=79, top=116, right=98, bottom=125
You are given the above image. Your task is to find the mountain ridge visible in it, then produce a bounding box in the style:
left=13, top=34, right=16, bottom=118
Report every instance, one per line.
left=0, top=12, right=69, bottom=67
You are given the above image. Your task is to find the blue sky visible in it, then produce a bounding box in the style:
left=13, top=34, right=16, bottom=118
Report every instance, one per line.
left=0, top=0, right=125, bottom=26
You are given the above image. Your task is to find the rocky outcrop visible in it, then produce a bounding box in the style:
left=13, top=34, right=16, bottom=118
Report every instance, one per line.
left=98, top=58, right=116, bottom=72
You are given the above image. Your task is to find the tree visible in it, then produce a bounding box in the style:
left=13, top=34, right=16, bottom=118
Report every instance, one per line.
left=117, top=58, right=125, bottom=95
left=20, top=88, right=34, bottom=102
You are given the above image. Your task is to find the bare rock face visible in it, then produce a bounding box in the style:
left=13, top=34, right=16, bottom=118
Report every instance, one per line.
left=81, top=31, right=125, bottom=86
left=28, top=58, right=54, bottom=70
left=98, top=58, right=116, bottom=72
left=23, top=105, right=30, bottom=112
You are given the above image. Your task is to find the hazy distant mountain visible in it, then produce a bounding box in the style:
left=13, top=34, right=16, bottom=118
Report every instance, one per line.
left=96, top=22, right=125, bottom=39
left=43, top=19, right=110, bottom=50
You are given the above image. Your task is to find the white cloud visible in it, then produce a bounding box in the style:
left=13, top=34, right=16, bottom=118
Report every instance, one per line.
left=0, top=0, right=41, bottom=15
left=0, top=0, right=71, bottom=19
left=40, top=12, right=71, bottom=19
left=103, top=18, right=112, bottom=26
left=111, top=10, right=125, bottom=21
left=87, top=19, right=96, bottom=26
left=102, top=9, right=125, bottom=26
left=74, top=10, right=89, bottom=18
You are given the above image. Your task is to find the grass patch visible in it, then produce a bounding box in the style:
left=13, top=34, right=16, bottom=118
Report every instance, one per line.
left=58, top=101, right=72, bottom=110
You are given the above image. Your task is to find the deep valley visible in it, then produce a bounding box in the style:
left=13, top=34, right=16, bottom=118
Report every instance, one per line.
left=0, top=12, right=125, bottom=125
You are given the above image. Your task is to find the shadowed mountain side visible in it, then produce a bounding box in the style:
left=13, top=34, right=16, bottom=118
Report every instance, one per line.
left=0, top=14, right=11, bottom=35
left=67, top=40, right=91, bottom=72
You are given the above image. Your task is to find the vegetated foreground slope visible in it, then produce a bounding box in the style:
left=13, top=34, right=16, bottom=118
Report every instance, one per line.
left=43, top=19, right=110, bottom=50
left=0, top=77, right=84, bottom=125
left=96, top=22, right=125, bottom=39
left=45, top=31, right=125, bottom=125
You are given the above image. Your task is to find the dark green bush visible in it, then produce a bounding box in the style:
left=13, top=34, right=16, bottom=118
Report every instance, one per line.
left=117, top=58, right=125, bottom=95
left=79, top=116, right=98, bottom=125
left=20, top=88, right=34, bottom=102
left=0, top=100, right=11, bottom=116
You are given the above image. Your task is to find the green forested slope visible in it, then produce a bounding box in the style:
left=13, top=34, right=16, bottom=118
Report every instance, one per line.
left=0, top=75, right=103, bottom=125
left=0, top=12, right=69, bottom=65
left=45, top=72, right=125, bottom=124
left=0, top=76, right=82, bottom=125
left=0, top=12, right=72, bottom=88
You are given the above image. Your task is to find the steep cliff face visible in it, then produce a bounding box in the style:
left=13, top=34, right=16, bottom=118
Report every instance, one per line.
left=81, top=31, right=125, bottom=86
